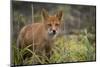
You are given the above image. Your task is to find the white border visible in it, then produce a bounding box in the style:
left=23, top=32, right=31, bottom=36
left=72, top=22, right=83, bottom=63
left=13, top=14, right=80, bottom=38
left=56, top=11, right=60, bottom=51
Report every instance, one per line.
left=0, top=0, right=100, bottom=67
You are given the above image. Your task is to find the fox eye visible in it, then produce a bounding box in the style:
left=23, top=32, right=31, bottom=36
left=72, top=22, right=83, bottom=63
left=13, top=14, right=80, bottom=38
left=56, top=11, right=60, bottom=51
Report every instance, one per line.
left=47, top=24, right=52, bottom=27
left=55, top=24, right=59, bottom=26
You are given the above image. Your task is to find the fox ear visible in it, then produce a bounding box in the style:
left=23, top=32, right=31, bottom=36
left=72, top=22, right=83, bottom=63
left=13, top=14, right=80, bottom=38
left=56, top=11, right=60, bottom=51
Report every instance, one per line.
left=56, top=11, right=63, bottom=21
left=42, top=9, right=49, bottom=20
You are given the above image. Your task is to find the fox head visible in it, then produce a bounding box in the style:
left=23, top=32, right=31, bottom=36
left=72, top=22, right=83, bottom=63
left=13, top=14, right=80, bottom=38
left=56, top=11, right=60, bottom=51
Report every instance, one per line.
left=42, top=9, right=63, bottom=38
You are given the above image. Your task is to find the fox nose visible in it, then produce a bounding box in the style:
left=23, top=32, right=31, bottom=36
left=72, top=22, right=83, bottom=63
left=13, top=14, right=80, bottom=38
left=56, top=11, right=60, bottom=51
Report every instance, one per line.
left=52, top=30, right=56, bottom=35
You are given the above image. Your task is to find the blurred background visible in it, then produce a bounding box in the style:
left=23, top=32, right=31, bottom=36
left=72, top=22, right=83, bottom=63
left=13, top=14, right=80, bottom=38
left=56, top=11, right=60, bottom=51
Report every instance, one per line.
left=12, top=1, right=96, bottom=41
left=12, top=1, right=96, bottom=65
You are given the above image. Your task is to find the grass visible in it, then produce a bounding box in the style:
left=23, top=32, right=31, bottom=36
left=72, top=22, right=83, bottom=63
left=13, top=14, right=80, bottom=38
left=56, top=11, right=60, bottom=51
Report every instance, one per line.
left=12, top=30, right=96, bottom=65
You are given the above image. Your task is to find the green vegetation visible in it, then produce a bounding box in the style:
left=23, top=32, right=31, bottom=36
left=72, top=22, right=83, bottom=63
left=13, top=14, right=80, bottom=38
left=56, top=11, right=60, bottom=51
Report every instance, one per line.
left=12, top=30, right=96, bottom=65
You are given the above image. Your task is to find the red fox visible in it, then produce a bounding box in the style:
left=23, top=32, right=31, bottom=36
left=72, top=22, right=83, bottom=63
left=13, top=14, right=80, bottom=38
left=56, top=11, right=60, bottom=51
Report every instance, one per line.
left=17, top=9, right=63, bottom=58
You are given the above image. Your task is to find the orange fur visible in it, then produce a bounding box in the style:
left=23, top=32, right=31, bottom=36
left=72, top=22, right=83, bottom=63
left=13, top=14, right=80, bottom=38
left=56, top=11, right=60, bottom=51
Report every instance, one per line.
left=17, top=9, right=63, bottom=58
